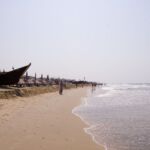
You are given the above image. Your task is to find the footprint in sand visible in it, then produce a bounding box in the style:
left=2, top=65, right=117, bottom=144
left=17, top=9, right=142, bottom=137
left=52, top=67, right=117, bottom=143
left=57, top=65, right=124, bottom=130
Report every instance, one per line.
left=2, top=113, right=9, bottom=117
left=41, top=137, right=46, bottom=140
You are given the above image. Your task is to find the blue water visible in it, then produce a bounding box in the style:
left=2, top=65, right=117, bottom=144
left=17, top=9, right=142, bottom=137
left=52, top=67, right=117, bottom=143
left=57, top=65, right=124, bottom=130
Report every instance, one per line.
left=73, top=84, right=150, bottom=150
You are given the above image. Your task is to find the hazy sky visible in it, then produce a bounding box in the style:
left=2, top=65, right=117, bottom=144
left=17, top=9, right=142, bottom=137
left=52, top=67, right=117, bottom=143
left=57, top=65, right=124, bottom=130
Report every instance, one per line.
left=0, top=0, right=150, bottom=83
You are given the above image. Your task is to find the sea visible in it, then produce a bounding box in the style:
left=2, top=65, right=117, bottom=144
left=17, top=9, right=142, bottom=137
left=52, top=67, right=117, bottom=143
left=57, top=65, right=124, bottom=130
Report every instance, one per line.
left=72, top=84, right=150, bottom=150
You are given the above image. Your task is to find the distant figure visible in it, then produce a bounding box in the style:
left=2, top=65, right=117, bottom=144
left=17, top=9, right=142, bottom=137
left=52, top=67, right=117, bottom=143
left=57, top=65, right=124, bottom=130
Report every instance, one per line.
left=75, top=82, right=78, bottom=88
left=91, top=83, right=97, bottom=92
left=47, top=75, right=49, bottom=81
left=59, top=80, right=63, bottom=95
left=35, top=73, right=37, bottom=81
left=26, top=72, right=28, bottom=80
left=41, top=74, right=43, bottom=80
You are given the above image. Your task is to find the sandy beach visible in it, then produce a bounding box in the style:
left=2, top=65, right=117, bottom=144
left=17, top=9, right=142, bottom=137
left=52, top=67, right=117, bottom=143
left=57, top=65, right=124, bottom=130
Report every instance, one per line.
left=0, top=88, right=104, bottom=150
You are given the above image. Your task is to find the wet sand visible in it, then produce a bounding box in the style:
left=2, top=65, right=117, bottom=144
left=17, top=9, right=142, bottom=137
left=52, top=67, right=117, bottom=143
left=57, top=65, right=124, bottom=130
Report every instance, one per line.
left=0, top=88, right=104, bottom=150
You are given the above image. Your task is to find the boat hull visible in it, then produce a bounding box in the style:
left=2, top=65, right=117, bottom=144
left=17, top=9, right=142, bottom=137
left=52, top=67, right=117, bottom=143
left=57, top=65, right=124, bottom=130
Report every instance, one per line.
left=0, top=63, right=31, bottom=85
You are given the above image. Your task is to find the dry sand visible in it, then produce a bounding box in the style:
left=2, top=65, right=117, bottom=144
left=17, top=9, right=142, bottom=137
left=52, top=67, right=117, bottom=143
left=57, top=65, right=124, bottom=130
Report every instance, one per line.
left=0, top=88, right=104, bottom=150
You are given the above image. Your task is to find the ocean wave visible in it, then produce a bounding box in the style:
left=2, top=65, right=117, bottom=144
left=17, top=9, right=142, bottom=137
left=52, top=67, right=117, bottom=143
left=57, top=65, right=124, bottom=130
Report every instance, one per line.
left=73, top=84, right=150, bottom=150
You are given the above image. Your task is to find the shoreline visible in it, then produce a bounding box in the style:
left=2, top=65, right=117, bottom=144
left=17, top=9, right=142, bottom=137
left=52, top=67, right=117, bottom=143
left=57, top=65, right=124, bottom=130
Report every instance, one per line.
left=72, top=92, right=107, bottom=150
left=0, top=87, right=104, bottom=150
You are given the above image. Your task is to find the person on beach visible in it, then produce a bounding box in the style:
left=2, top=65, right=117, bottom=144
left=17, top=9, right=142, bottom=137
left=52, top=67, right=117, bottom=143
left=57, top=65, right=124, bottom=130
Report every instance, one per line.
left=91, top=83, right=97, bottom=92
left=59, top=79, right=63, bottom=95
left=75, top=82, right=78, bottom=88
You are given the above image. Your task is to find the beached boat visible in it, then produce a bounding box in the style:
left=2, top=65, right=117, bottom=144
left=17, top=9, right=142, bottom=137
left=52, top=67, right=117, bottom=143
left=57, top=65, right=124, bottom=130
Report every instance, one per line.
left=0, top=63, right=31, bottom=85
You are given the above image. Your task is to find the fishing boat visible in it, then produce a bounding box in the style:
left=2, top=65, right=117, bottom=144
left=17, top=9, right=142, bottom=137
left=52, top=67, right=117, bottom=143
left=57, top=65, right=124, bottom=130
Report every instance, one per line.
left=0, top=63, right=31, bottom=85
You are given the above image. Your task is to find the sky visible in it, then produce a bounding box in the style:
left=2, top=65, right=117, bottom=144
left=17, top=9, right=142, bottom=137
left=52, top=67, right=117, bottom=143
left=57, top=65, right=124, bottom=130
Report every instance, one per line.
left=0, top=0, right=150, bottom=83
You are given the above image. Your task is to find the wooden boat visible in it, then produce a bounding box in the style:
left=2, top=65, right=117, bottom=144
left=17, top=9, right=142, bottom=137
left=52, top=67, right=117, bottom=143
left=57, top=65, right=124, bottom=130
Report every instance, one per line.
left=0, top=63, right=31, bottom=85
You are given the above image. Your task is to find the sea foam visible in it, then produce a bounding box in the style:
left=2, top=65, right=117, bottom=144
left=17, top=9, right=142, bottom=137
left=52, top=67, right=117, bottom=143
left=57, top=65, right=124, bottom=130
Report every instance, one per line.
left=73, top=84, right=150, bottom=150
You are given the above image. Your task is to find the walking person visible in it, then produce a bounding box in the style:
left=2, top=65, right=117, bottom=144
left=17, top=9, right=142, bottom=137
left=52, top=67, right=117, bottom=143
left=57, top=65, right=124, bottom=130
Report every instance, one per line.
left=59, top=79, right=63, bottom=95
